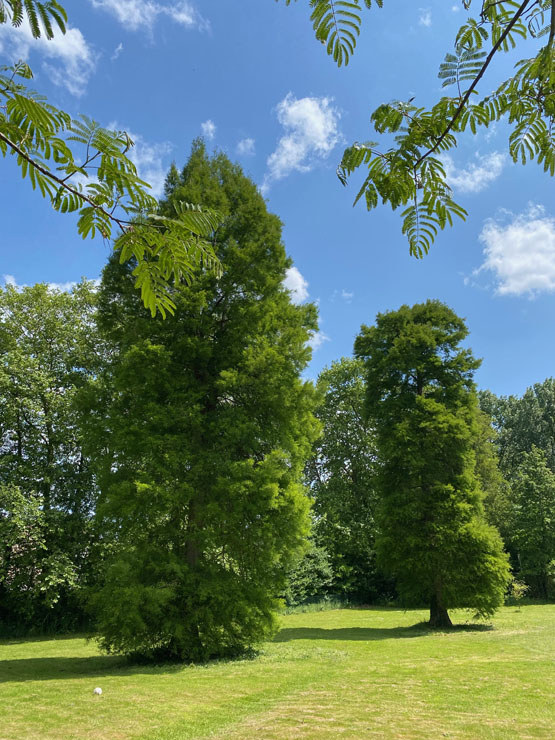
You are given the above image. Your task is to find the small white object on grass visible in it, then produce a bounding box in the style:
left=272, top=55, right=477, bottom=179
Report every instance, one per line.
left=93, top=687, right=103, bottom=696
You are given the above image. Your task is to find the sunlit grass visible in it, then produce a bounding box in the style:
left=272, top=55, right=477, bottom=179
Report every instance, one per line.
left=1, top=605, right=554, bottom=739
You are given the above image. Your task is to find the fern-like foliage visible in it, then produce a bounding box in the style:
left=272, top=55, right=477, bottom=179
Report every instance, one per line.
left=119, top=203, right=223, bottom=317
left=281, top=0, right=555, bottom=255
left=329, top=0, right=555, bottom=256
left=439, top=46, right=487, bottom=95
left=280, top=0, right=381, bottom=66
left=0, top=0, right=66, bottom=38
left=338, top=100, right=467, bottom=258
left=0, top=62, right=221, bottom=316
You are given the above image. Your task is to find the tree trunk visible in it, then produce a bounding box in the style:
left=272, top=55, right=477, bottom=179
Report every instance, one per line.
left=429, top=591, right=452, bottom=628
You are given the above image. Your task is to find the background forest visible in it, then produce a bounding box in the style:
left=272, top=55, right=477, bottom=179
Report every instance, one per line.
left=2, top=145, right=554, bottom=654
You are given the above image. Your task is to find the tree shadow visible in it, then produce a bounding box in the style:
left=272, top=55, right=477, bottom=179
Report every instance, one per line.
left=274, top=621, right=493, bottom=643
left=274, top=626, right=422, bottom=643
left=0, top=620, right=494, bottom=683
left=0, top=642, right=263, bottom=684
left=0, top=654, right=186, bottom=684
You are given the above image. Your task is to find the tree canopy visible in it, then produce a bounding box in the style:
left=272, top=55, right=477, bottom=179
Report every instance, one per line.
left=355, top=300, right=510, bottom=626
left=85, top=144, right=319, bottom=660
left=305, top=357, right=389, bottom=602
left=0, top=281, right=101, bottom=631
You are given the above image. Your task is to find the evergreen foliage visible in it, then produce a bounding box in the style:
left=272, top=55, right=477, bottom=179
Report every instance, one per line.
left=355, top=300, right=511, bottom=626
left=85, top=143, right=319, bottom=660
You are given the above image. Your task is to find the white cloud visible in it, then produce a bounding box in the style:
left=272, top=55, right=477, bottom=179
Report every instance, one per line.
left=262, top=93, right=341, bottom=191
left=475, top=204, right=555, bottom=297
left=90, top=1, right=208, bottom=32
left=47, top=281, right=78, bottom=292
left=284, top=266, right=309, bottom=304
left=308, top=330, right=330, bottom=351
left=484, top=123, right=498, bottom=143
left=201, top=119, right=216, bottom=140
left=0, top=19, right=96, bottom=96
left=452, top=4, right=460, bottom=12
left=237, top=138, right=255, bottom=156
left=127, top=133, right=173, bottom=199
left=108, top=123, right=173, bottom=198
left=418, top=8, right=432, bottom=26
left=442, top=151, right=506, bottom=194
left=2, top=275, right=80, bottom=292
left=111, top=42, right=123, bottom=61
left=332, top=288, right=354, bottom=303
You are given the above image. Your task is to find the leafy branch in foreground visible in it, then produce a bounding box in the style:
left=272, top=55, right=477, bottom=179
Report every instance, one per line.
left=290, top=0, right=555, bottom=257
left=0, top=3, right=222, bottom=317
left=0, top=61, right=221, bottom=316
left=0, top=0, right=66, bottom=39
left=281, top=0, right=383, bottom=67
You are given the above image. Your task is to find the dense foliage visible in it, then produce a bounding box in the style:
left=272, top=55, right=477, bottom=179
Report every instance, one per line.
left=0, top=282, right=100, bottom=632
left=355, top=300, right=511, bottom=626
left=83, top=144, right=319, bottom=660
left=512, top=447, right=555, bottom=598
left=283, top=539, right=334, bottom=607
left=479, top=382, right=555, bottom=595
left=3, top=272, right=555, bottom=641
left=305, top=358, right=392, bottom=602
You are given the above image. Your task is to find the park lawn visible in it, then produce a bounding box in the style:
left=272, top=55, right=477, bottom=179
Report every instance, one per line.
left=0, top=606, right=554, bottom=740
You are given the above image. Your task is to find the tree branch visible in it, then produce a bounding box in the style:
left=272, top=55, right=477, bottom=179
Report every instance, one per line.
left=414, top=0, right=533, bottom=170
left=0, top=129, right=133, bottom=233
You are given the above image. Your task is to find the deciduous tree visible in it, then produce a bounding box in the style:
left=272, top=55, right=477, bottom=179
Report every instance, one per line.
left=512, top=447, right=555, bottom=597
left=306, top=357, right=390, bottom=601
left=0, top=281, right=100, bottom=631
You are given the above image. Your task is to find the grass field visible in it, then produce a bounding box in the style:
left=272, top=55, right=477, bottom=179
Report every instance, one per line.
left=1, top=605, right=554, bottom=740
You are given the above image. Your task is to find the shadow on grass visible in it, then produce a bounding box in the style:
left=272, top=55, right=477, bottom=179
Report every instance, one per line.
left=0, top=651, right=205, bottom=683
left=274, top=622, right=493, bottom=643
left=0, top=646, right=260, bottom=684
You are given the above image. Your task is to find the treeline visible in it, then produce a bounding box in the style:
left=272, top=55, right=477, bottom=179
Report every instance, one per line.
left=1, top=145, right=554, bottom=657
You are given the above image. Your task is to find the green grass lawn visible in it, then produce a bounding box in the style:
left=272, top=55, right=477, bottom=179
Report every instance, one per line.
left=1, top=605, right=554, bottom=739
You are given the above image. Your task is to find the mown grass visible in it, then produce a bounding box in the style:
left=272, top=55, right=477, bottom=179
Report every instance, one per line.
left=1, top=605, right=554, bottom=739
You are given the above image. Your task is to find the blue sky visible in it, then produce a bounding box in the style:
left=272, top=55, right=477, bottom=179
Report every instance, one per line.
left=1, top=0, right=554, bottom=397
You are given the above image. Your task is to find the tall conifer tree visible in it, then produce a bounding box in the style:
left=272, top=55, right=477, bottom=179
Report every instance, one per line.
left=355, top=300, right=510, bottom=627
left=86, top=142, right=319, bottom=660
